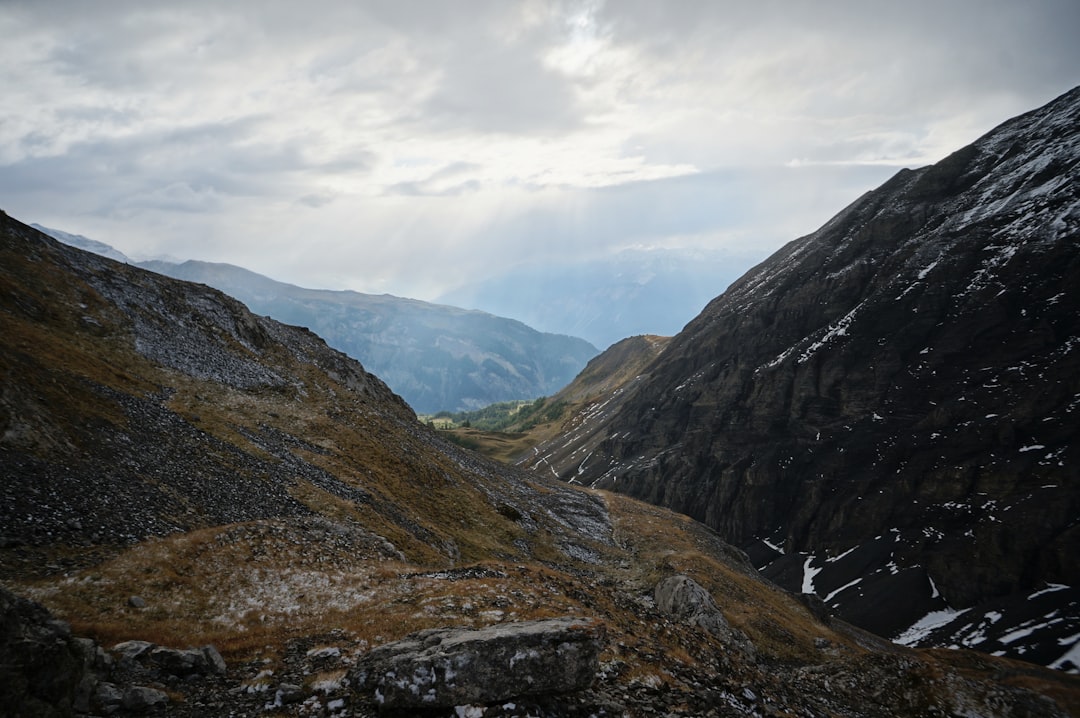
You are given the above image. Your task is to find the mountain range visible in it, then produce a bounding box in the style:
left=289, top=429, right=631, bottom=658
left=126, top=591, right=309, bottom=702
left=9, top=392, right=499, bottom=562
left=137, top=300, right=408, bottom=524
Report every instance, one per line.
left=521, top=86, right=1080, bottom=671
left=27, top=226, right=599, bottom=415
left=133, top=259, right=598, bottom=414
left=4, top=87, right=1080, bottom=717
left=8, top=211, right=1079, bottom=715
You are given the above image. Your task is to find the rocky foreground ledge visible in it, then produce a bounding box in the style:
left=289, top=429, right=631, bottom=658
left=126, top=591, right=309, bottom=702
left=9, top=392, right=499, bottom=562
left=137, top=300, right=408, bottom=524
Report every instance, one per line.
left=1, top=585, right=607, bottom=717
left=1, top=585, right=226, bottom=715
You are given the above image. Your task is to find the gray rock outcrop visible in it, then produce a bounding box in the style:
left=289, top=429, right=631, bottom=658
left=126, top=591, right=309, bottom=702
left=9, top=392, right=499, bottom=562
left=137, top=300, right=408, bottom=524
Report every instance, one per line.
left=351, top=617, right=605, bottom=708
left=121, top=685, right=169, bottom=712
left=655, top=575, right=755, bottom=657
left=113, top=639, right=227, bottom=679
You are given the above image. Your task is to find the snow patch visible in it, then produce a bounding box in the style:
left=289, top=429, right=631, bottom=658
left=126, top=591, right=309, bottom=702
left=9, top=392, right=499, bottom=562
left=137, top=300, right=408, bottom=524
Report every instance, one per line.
left=1050, top=638, right=1080, bottom=674
left=894, top=607, right=970, bottom=646
left=801, top=556, right=822, bottom=594
left=823, top=578, right=862, bottom=603
left=1029, top=583, right=1069, bottom=600
left=917, top=260, right=940, bottom=280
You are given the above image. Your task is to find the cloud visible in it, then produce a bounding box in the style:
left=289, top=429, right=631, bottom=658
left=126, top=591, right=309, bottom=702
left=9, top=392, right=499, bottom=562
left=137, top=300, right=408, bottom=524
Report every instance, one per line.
left=1, top=0, right=1078, bottom=310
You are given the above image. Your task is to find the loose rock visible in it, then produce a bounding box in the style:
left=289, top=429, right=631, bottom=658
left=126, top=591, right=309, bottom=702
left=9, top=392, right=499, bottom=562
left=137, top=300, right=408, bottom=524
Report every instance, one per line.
left=655, top=575, right=755, bottom=657
left=122, top=685, right=169, bottom=712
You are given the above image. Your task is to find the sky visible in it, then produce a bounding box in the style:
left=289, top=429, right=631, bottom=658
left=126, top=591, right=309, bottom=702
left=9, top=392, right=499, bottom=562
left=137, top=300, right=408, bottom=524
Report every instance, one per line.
left=2, top=0, right=1079, bottom=306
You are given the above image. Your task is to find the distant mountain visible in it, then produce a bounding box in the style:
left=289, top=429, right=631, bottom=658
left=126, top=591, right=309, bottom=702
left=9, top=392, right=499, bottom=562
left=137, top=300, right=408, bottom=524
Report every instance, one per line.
left=437, top=248, right=753, bottom=349
left=5, top=212, right=1078, bottom=717
left=134, top=259, right=598, bottom=414
left=28, top=224, right=598, bottom=413
left=523, top=87, right=1080, bottom=670
left=30, top=223, right=131, bottom=263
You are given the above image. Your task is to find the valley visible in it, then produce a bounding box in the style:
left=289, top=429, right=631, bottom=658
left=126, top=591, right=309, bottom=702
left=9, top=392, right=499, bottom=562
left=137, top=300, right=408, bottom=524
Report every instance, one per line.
left=2, top=86, right=1079, bottom=717
left=4, top=210, right=1078, bottom=716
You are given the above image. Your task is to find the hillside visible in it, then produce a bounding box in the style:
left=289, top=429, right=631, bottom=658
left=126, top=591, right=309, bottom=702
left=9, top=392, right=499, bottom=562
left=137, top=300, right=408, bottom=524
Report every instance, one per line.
left=132, top=259, right=598, bottom=414
left=523, top=87, right=1080, bottom=670
left=443, top=335, right=670, bottom=465
left=3, top=213, right=1078, bottom=716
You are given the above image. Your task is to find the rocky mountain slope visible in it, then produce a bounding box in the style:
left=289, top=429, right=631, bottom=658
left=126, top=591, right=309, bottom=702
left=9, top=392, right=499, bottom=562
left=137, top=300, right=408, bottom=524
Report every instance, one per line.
left=132, top=259, right=598, bottom=414
left=522, top=87, right=1080, bottom=671
left=4, top=213, right=1079, bottom=715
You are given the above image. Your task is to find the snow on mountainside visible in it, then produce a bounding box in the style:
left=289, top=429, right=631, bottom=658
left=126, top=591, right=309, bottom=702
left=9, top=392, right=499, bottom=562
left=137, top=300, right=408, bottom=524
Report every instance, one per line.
left=523, top=85, right=1080, bottom=671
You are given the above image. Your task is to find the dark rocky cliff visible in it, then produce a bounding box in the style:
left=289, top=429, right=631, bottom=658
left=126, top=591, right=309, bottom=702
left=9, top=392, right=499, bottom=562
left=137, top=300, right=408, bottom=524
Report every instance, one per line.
left=529, top=87, right=1080, bottom=666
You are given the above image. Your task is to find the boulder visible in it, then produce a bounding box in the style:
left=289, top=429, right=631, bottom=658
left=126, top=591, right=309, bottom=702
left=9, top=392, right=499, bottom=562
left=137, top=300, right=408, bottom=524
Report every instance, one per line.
left=150, top=646, right=204, bottom=677
left=93, top=682, right=125, bottom=715
left=113, top=640, right=156, bottom=665
left=200, top=644, right=228, bottom=676
left=112, top=640, right=227, bottom=678
left=655, top=575, right=755, bottom=657
left=351, top=617, right=604, bottom=708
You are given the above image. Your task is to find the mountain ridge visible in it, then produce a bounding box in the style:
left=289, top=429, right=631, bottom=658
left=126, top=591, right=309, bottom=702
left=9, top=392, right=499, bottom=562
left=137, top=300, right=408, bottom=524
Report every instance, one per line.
left=133, top=258, right=600, bottom=415
left=523, top=85, right=1080, bottom=669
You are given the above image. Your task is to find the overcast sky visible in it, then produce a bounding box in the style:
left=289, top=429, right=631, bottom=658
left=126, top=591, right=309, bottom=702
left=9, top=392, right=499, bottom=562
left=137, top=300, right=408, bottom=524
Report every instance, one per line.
left=2, top=0, right=1078, bottom=301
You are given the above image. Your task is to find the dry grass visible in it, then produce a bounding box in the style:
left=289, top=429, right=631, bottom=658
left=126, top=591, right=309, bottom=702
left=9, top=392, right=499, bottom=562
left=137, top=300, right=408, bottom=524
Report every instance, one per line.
left=10, top=490, right=1080, bottom=715
left=11, top=485, right=847, bottom=668
left=594, top=490, right=891, bottom=670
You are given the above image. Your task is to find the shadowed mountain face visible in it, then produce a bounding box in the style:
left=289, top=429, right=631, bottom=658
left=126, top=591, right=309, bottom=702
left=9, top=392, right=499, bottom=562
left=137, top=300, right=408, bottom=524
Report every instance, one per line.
left=524, top=87, right=1080, bottom=668
left=132, top=259, right=598, bottom=414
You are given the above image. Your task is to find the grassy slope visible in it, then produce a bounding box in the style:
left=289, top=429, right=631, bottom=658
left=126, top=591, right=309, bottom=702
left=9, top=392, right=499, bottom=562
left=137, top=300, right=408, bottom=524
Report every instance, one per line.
left=442, top=335, right=670, bottom=464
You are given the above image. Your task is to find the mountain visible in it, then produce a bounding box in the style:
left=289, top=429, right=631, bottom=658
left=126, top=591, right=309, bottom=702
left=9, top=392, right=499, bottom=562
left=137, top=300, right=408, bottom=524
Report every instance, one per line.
left=522, top=87, right=1080, bottom=670
left=27, top=227, right=599, bottom=414
left=4, top=213, right=1078, bottom=715
left=449, top=335, right=671, bottom=466
left=437, top=248, right=752, bottom=350
left=30, top=223, right=132, bottom=263
left=134, top=260, right=598, bottom=414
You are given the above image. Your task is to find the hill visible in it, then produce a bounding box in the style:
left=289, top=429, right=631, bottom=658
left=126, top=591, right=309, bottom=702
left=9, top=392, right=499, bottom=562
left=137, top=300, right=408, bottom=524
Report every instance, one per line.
left=522, top=87, right=1080, bottom=670
left=3, top=213, right=1077, bottom=715
left=439, top=335, right=670, bottom=465
left=25, top=225, right=599, bottom=414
